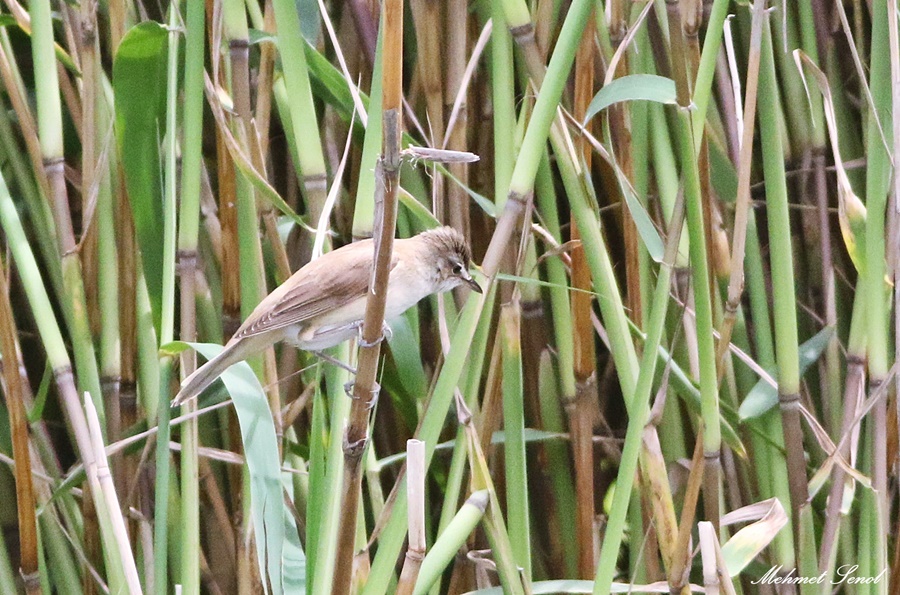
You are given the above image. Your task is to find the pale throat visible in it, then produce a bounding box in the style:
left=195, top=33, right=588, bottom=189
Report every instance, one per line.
left=384, top=258, right=442, bottom=318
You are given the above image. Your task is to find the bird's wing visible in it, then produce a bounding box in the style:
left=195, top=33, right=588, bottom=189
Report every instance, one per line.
left=232, top=240, right=399, bottom=339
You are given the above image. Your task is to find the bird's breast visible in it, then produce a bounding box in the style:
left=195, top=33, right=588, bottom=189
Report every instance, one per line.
left=383, top=262, right=435, bottom=319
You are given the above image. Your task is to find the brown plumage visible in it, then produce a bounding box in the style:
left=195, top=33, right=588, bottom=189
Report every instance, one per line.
left=173, top=226, right=480, bottom=405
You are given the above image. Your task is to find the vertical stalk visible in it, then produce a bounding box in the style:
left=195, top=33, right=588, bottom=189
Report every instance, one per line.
left=534, top=155, right=579, bottom=576
left=226, top=0, right=283, bottom=456
left=607, top=1, right=641, bottom=325
left=251, top=0, right=275, bottom=157
left=160, top=6, right=178, bottom=350
left=177, top=0, right=206, bottom=426
left=222, top=11, right=278, bottom=583
left=396, top=440, right=425, bottom=594
left=570, top=10, right=597, bottom=579
left=215, top=131, right=242, bottom=338
left=861, top=1, right=892, bottom=589
left=271, top=0, right=330, bottom=235
left=757, top=13, right=809, bottom=550
left=691, top=0, right=729, bottom=144
left=29, top=2, right=105, bottom=584
left=233, top=179, right=264, bottom=592
left=888, top=1, right=900, bottom=587
left=729, top=15, right=795, bottom=563
left=117, top=179, right=143, bottom=569
left=311, top=22, right=388, bottom=595
left=212, top=0, right=242, bottom=342
left=490, top=2, right=516, bottom=210
left=77, top=0, right=122, bottom=450
left=444, top=0, right=469, bottom=237
left=536, top=349, right=578, bottom=576
left=716, top=0, right=764, bottom=383
left=795, top=0, right=839, bottom=456
left=308, top=344, right=353, bottom=594
left=500, top=301, right=530, bottom=577
left=0, top=261, right=40, bottom=594
left=665, top=0, right=721, bottom=530
left=594, top=177, right=686, bottom=595
left=332, top=0, right=403, bottom=591
left=229, top=0, right=289, bottom=286
left=30, top=0, right=104, bottom=418
left=172, top=1, right=201, bottom=592
left=409, top=0, right=445, bottom=219
left=818, top=287, right=866, bottom=581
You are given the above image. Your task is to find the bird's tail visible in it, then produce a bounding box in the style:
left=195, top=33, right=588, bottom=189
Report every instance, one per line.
left=172, top=340, right=249, bottom=406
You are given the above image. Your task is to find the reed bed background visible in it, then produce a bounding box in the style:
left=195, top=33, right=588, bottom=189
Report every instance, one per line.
left=0, top=0, right=896, bottom=593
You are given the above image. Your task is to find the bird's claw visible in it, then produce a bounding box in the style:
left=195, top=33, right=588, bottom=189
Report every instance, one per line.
left=344, top=380, right=380, bottom=410
left=357, top=321, right=392, bottom=348
left=343, top=436, right=368, bottom=455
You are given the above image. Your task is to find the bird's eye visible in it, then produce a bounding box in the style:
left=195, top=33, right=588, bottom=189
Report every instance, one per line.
left=452, top=263, right=463, bottom=275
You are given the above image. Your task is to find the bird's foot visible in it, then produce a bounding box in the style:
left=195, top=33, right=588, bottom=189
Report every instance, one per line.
left=344, top=380, right=380, bottom=411
left=343, top=435, right=368, bottom=456
left=312, top=351, right=358, bottom=374
left=357, top=321, right=392, bottom=348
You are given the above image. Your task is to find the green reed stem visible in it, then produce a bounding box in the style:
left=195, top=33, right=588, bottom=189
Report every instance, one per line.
left=758, top=18, right=813, bottom=565
left=500, top=302, right=530, bottom=577
left=594, top=174, right=686, bottom=595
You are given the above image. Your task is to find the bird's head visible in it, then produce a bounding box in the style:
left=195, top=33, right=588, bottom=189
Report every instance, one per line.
left=419, top=226, right=482, bottom=294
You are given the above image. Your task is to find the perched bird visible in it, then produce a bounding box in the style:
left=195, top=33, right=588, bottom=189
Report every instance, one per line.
left=172, top=226, right=481, bottom=405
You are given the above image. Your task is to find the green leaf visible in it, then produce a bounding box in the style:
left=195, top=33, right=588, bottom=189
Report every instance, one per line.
left=581, top=77, right=669, bottom=260
left=739, top=327, right=835, bottom=420
left=248, top=28, right=276, bottom=46
left=584, top=75, right=677, bottom=124
left=281, top=470, right=307, bottom=592
left=296, top=0, right=320, bottom=44
left=442, top=167, right=496, bottom=218
left=494, top=273, right=597, bottom=297
left=27, top=361, right=52, bottom=423
left=166, top=341, right=305, bottom=593
left=398, top=188, right=441, bottom=228
left=304, top=40, right=370, bottom=125
left=492, top=428, right=567, bottom=445
left=384, top=312, right=427, bottom=401
left=618, top=174, right=663, bottom=261
left=113, top=22, right=169, bottom=332
left=709, top=134, right=738, bottom=202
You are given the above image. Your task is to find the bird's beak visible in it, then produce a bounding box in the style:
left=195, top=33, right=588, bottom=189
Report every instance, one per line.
left=461, top=270, right=483, bottom=293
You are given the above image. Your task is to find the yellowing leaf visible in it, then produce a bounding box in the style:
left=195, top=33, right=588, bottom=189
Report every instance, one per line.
left=794, top=50, right=868, bottom=275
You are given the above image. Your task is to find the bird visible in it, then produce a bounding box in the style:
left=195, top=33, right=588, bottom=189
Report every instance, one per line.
left=172, top=226, right=481, bottom=406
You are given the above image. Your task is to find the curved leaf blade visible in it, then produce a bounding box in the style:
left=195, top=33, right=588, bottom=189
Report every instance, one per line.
left=739, top=327, right=835, bottom=420
left=164, top=341, right=305, bottom=593
left=584, top=74, right=677, bottom=124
